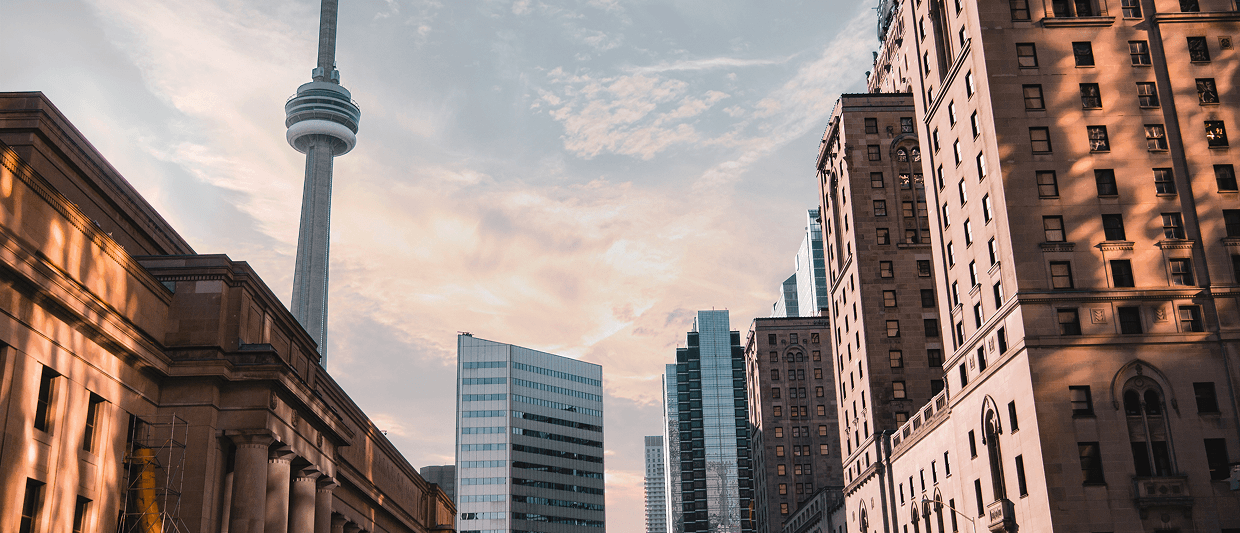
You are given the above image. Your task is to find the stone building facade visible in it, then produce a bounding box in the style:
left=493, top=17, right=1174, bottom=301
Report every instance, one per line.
left=0, top=92, right=455, bottom=533
left=743, top=317, right=843, bottom=533
left=830, top=0, right=1240, bottom=531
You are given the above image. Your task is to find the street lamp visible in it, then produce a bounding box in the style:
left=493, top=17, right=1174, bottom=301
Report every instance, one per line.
left=921, top=496, right=978, bottom=533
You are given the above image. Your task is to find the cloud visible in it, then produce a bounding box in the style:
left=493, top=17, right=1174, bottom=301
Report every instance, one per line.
left=629, top=55, right=790, bottom=74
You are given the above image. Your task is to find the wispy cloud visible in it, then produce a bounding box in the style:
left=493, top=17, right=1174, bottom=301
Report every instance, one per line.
left=629, top=55, right=791, bottom=74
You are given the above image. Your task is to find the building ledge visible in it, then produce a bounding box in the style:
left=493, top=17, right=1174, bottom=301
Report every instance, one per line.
left=1222, top=237, right=1240, bottom=248
left=1155, top=11, right=1240, bottom=23
left=1040, top=242, right=1075, bottom=252
left=1096, top=241, right=1134, bottom=252
left=1157, top=239, right=1196, bottom=250
left=1041, top=15, right=1115, bottom=27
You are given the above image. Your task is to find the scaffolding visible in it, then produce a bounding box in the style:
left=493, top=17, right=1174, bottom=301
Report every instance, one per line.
left=117, top=414, right=192, bottom=533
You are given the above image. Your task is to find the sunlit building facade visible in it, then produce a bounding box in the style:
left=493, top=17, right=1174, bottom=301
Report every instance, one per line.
left=455, top=335, right=605, bottom=533
left=645, top=436, right=668, bottom=533
left=662, top=310, right=754, bottom=533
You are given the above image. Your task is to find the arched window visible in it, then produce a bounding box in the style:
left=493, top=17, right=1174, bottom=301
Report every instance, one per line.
left=984, top=410, right=1007, bottom=498
left=897, top=148, right=910, bottom=162
left=911, top=147, right=921, bottom=162
left=1125, top=378, right=1175, bottom=476
left=934, top=492, right=945, bottom=533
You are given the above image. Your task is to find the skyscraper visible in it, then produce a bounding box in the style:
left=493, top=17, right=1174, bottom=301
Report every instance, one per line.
left=285, top=0, right=362, bottom=365
left=645, top=436, right=668, bottom=533
left=455, top=334, right=606, bottom=532
left=662, top=310, right=754, bottom=533
left=772, top=210, right=831, bottom=318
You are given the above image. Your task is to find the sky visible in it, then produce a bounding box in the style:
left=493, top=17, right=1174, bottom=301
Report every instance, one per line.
left=4, top=0, right=878, bottom=530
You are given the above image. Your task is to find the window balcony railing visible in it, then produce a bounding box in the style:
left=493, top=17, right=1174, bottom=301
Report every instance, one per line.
left=985, top=498, right=1015, bottom=532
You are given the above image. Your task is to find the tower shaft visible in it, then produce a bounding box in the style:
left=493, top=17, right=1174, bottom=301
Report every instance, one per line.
left=290, top=136, right=336, bottom=359
left=315, top=0, right=338, bottom=81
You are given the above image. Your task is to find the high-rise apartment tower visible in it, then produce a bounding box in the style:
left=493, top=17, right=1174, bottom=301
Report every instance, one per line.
left=455, top=335, right=606, bottom=532
left=645, top=436, right=668, bottom=533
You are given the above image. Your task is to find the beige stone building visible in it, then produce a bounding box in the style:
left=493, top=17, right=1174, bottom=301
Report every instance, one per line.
left=0, top=92, right=455, bottom=533
left=744, top=318, right=844, bottom=533
left=830, top=0, right=1240, bottom=531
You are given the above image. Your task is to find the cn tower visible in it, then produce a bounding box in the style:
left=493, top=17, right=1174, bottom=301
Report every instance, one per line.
left=285, top=0, right=360, bottom=367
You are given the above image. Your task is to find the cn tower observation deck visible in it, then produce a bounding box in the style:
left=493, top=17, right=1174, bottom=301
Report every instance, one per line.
left=285, top=0, right=359, bottom=367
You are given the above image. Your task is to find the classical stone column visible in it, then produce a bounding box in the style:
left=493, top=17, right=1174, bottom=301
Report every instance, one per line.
left=289, top=468, right=319, bottom=533
left=265, top=447, right=295, bottom=533
left=315, top=479, right=339, bottom=533
left=330, top=514, right=348, bottom=533
left=229, top=434, right=275, bottom=533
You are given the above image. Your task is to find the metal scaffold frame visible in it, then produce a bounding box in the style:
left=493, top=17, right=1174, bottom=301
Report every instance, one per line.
left=117, top=414, right=191, bottom=533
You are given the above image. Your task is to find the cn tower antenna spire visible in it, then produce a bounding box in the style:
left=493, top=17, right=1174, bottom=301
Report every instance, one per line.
left=285, top=0, right=360, bottom=368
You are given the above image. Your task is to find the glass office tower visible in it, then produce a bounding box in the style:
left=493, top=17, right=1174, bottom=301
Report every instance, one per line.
left=662, top=311, right=754, bottom=533
left=455, top=334, right=606, bottom=533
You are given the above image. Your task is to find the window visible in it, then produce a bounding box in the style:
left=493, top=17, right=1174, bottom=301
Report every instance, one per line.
left=880, top=261, right=894, bottom=278
left=775, top=427, right=784, bottom=437
left=1016, top=43, right=1038, bottom=68
left=20, top=479, right=44, bottom=533
left=1179, top=305, right=1204, bottom=332
left=864, top=118, right=880, bottom=134
left=1095, top=170, right=1118, bottom=196
left=969, top=261, right=979, bottom=286
left=997, top=327, right=1008, bottom=353
left=973, top=303, right=984, bottom=328
left=1187, top=36, right=1210, bottom=62
left=951, top=282, right=961, bottom=307
left=966, top=71, right=975, bottom=97
left=1148, top=168, right=1176, bottom=195
left=958, top=179, right=968, bottom=204
left=1111, top=260, right=1135, bottom=287
left=820, top=444, right=829, bottom=455
left=887, top=320, right=901, bottom=337
left=83, top=394, right=103, bottom=452
left=968, top=430, right=978, bottom=457
left=1037, top=171, right=1059, bottom=197
left=772, top=369, right=780, bottom=380
left=921, top=289, right=936, bottom=308
left=890, top=350, right=904, bottom=368
left=877, top=228, right=891, bottom=245
left=1043, top=216, right=1065, bottom=242
left=777, top=445, right=785, bottom=457
left=871, top=172, right=885, bottom=188
left=959, top=363, right=969, bottom=387
left=893, top=381, right=907, bottom=399
left=1122, top=0, right=1141, bottom=16
left=1022, top=85, right=1044, bottom=109
left=774, top=406, right=783, bottom=417
left=1030, top=127, right=1052, bottom=153
left=1206, top=121, right=1229, bottom=147
left=932, top=128, right=941, bottom=152
left=1162, top=213, right=1185, bottom=239
left=873, top=200, right=888, bottom=217
left=1079, top=83, right=1102, bottom=108
left=983, top=195, right=993, bottom=222
left=868, top=145, right=881, bottom=161
left=34, top=367, right=57, bottom=432
left=965, top=220, right=974, bottom=246
left=811, top=333, right=819, bottom=344
left=814, top=367, right=822, bottom=378
left=937, top=165, right=945, bottom=190
left=1194, top=382, right=1220, bottom=413
left=1118, top=306, right=1143, bottom=334
left=1137, top=82, right=1158, bottom=107
left=1072, top=42, right=1095, bottom=66
left=770, top=351, right=778, bottom=362
left=884, top=290, right=898, bottom=307
left=816, top=386, right=824, bottom=397
left=1070, top=385, right=1094, bottom=416
left=1180, top=0, right=1200, bottom=10
left=1130, top=41, right=1151, bottom=65
left=1217, top=165, right=1238, bottom=191
left=949, top=101, right=958, bottom=126
left=1170, top=258, right=1195, bottom=286
left=1010, top=0, right=1030, bottom=19
left=1058, top=308, right=1082, bottom=335
left=1102, top=214, right=1125, bottom=240
left=1145, top=124, right=1168, bottom=150
left=954, top=140, right=963, bottom=165
left=918, top=260, right=932, bottom=277
left=1015, top=455, right=1029, bottom=496
left=1205, top=439, right=1229, bottom=480
left=1226, top=210, right=1240, bottom=237
left=72, top=497, right=90, bottom=533
left=976, top=153, right=987, bottom=179
left=772, top=387, right=781, bottom=399
left=1197, top=78, right=1218, bottom=104
left=974, top=479, right=985, bottom=517
left=942, top=204, right=952, bottom=228
left=816, top=405, right=825, bottom=416
left=1087, top=126, right=1110, bottom=151
left=947, top=243, right=956, bottom=266
left=768, top=333, right=777, bottom=344
left=928, top=349, right=943, bottom=367
left=1079, top=442, right=1105, bottom=484
left=780, top=503, right=789, bottom=514
left=932, top=379, right=945, bottom=395
left=901, top=117, right=915, bottom=133
left=903, top=201, right=915, bottom=218
left=993, top=282, right=1004, bottom=307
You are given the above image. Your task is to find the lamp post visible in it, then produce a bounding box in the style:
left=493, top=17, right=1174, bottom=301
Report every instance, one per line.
left=921, top=496, right=979, bottom=533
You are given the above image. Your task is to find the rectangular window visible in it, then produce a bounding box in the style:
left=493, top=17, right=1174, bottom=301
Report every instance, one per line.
left=1111, top=260, right=1135, bottom=287
left=1043, top=216, right=1065, bottom=242
left=1205, top=438, right=1228, bottom=480
left=83, top=394, right=103, bottom=452
left=1170, top=258, right=1195, bottom=286
left=770, top=351, right=778, bottom=362
left=974, top=479, right=985, bottom=517
left=1023, top=85, right=1044, bottom=110
left=965, top=220, right=975, bottom=246
left=921, top=289, right=936, bottom=308
left=777, top=445, right=785, bottom=456
left=1079, top=442, right=1105, bottom=484
left=1058, top=308, right=1082, bottom=335
left=903, top=201, right=915, bottom=218
left=918, top=260, right=932, bottom=277
left=1137, top=82, right=1158, bottom=107
left=1210, top=165, right=1238, bottom=192
left=1152, top=168, right=1177, bottom=194
left=952, top=282, right=961, bottom=306
left=928, top=349, right=943, bottom=367
left=1015, top=455, right=1029, bottom=496
left=880, top=261, right=894, bottom=278
left=772, top=387, right=781, bottom=399
left=868, top=145, right=881, bottom=161
left=1187, top=36, right=1210, bottom=62
left=1130, top=41, right=1151, bottom=65
left=1180, top=0, right=1201, bottom=11
left=1225, top=210, right=1240, bottom=237
left=1030, top=127, right=1052, bottom=153
left=1080, top=83, right=1102, bottom=108
left=1087, top=126, right=1110, bottom=151
left=1102, top=214, right=1126, bottom=240
left=1145, top=124, right=1168, bottom=150
left=890, top=350, right=904, bottom=368
left=925, top=318, right=940, bottom=338
left=871, top=172, right=885, bottom=188
left=1162, top=212, right=1185, bottom=239
left=20, top=479, right=44, bottom=533
left=1194, top=382, right=1220, bottom=413
left=1016, top=43, right=1038, bottom=68
left=960, top=363, right=970, bottom=388
left=893, top=381, right=907, bottom=399
left=1010, top=0, right=1031, bottom=19
left=974, top=303, right=984, bottom=328
left=1197, top=78, right=1218, bottom=104
left=1122, top=0, right=1141, bottom=16
left=954, top=140, right=963, bottom=165
left=993, top=282, right=1004, bottom=307
left=884, top=290, right=898, bottom=307
left=997, top=327, right=1008, bottom=353
left=1070, top=386, right=1094, bottom=416
left=72, top=497, right=90, bottom=533
left=976, top=153, right=987, bottom=178
left=949, top=101, right=958, bottom=126
left=966, top=71, right=975, bottom=97
left=968, top=430, right=978, bottom=459
left=865, top=118, right=878, bottom=134
left=874, top=200, right=888, bottom=216
left=1206, top=121, right=1229, bottom=147
left=877, top=228, right=891, bottom=245
left=34, top=367, right=57, bottom=433
left=1118, top=306, right=1143, bottom=334
left=1037, top=170, right=1059, bottom=197
left=887, top=320, right=901, bottom=337
left=983, top=194, right=993, bottom=222
left=1090, top=170, right=1118, bottom=197
left=969, top=261, right=979, bottom=286
left=1178, top=305, right=1203, bottom=332
left=901, top=117, right=915, bottom=133
left=1073, top=42, right=1095, bottom=66
left=958, top=179, right=968, bottom=204
left=772, top=369, right=780, bottom=380
left=942, top=203, right=952, bottom=228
